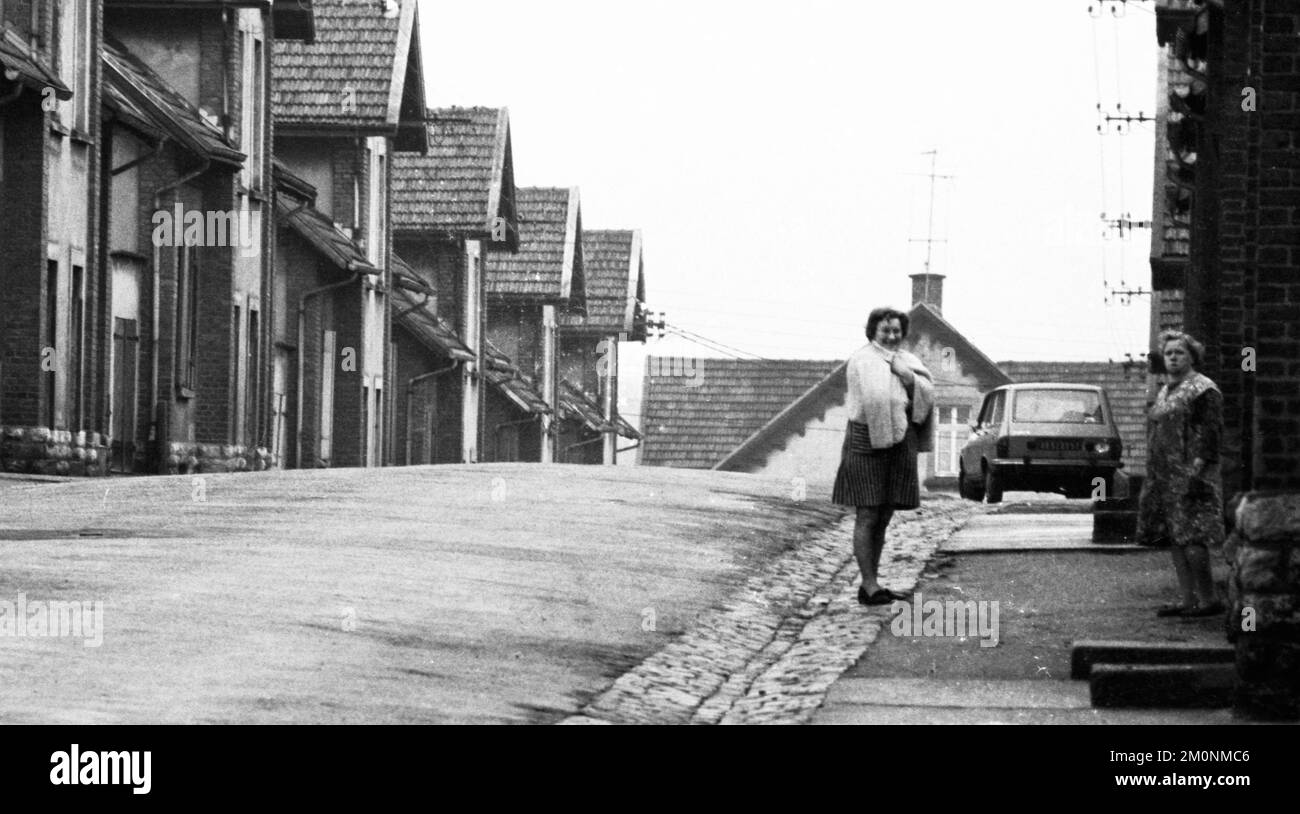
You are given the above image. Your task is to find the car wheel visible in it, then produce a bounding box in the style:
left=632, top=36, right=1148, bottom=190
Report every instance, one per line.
left=959, top=462, right=983, bottom=502
left=984, top=464, right=1004, bottom=504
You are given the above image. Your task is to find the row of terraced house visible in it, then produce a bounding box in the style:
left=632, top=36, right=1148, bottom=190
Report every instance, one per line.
left=0, top=0, right=647, bottom=478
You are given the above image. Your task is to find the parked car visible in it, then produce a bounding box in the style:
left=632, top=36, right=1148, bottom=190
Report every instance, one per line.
left=957, top=383, right=1123, bottom=503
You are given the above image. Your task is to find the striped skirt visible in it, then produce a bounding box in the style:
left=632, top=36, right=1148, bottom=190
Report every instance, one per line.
left=831, top=420, right=920, bottom=509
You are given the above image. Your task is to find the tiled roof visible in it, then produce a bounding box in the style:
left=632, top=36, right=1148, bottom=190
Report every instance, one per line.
left=103, top=36, right=243, bottom=164
left=0, top=24, right=71, bottom=100
left=272, top=0, right=426, bottom=148
left=559, top=229, right=645, bottom=337
left=275, top=197, right=377, bottom=273
left=485, top=341, right=549, bottom=414
left=997, top=360, right=1151, bottom=477
left=640, top=358, right=842, bottom=469
left=392, top=107, right=515, bottom=239
left=272, top=158, right=318, bottom=204
left=558, top=381, right=612, bottom=433
left=487, top=187, right=584, bottom=305
left=102, top=73, right=166, bottom=142
left=102, top=1, right=315, bottom=40
left=558, top=380, right=641, bottom=439
left=392, top=254, right=474, bottom=362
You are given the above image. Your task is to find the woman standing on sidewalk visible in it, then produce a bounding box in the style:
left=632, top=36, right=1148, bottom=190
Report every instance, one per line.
left=1137, top=330, right=1226, bottom=618
left=833, top=307, right=935, bottom=606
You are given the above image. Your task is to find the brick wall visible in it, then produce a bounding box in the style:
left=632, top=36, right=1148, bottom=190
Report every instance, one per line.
left=559, top=332, right=601, bottom=395
left=391, top=325, right=461, bottom=465
left=327, top=282, right=364, bottom=467
left=1217, top=1, right=1300, bottom=489
left=480, top=386, right=539, bottom=463
left=1156, top=0, right=1300, bottom=493
left=486, top=302, right=543, bottom=380
left=0, top=102, right=47, bottom=428
left=0, top=0, right=109, bottom=475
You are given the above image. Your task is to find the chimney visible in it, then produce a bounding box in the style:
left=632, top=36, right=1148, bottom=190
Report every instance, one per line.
left=910, top=273, right=945, bottom=314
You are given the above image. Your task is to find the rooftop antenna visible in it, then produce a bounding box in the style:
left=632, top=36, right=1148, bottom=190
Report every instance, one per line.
left=907, top=149, right=954, bottom=303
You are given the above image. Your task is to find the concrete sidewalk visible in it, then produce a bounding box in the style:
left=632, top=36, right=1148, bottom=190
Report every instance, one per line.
left=811, top=506, right=1244, bottom=725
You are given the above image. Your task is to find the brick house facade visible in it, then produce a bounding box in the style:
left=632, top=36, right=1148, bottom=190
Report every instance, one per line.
left=391, top=106, right=519, bottom=464
left=1152, top=0, right=1300, bottom=493
left=271, top=0, right=427, bottom=469
left=556, top=229, right=646, bottom=464
left=484, top=186, right=586, bottom=463
left=1, top=0, right=101, bottom=475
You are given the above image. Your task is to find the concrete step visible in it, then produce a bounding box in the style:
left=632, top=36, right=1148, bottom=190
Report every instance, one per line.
left=1071, top=640, right=1235, bottom=679
left=1092, top=510, right=1138, bottom=543
left=1089, top=663, right=1235, bottom=709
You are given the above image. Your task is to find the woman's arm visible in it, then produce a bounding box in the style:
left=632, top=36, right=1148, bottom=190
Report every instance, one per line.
left=1190, top=387, right=1223, bottom=473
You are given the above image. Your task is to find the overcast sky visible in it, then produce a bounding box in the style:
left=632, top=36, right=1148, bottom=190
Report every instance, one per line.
left=419, top=0, right=1160, bottom=418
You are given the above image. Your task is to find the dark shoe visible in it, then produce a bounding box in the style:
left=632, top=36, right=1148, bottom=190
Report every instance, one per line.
left=1156, top=604, right=1193, bottom=617
left=860, top=587, right=904, bottom=606
left=1182, top=601, right=1226, bottom=618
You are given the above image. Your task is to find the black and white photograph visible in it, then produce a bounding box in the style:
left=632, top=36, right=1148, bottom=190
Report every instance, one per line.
left=0, top=0, right=1296, bottom=788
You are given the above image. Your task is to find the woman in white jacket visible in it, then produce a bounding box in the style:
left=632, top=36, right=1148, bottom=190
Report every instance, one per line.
left=832, top=307, right=935, bottom=606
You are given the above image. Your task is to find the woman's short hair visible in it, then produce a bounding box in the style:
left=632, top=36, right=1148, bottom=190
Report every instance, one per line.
left=865, top=307, right=910, bottom=340
left=1157, top=330, right=1205, bottom=367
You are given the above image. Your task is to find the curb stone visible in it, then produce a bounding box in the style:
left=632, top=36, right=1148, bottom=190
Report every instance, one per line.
left=559, top=499, right=987, bottom=725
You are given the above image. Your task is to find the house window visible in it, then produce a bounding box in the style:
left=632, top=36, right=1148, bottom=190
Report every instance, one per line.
left=247, top=307, right=260, bottom=445
left=45, top=260, right=59, bottom=428
left=319, top=329, right=336, bottom=463
left=935, top=405, right=971, bottom=476
left=70, top=264, right=84, bottom=427
left=232, top=304, right=245, bottom=442
left=176, top=246, right=199, bottom=392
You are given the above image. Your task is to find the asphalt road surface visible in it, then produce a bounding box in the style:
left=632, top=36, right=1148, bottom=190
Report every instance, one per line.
left=0, top=465, right=841, bottom=723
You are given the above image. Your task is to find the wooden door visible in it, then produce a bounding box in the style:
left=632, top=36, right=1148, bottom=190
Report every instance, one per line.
left=110, top=317, right=139, bottom=473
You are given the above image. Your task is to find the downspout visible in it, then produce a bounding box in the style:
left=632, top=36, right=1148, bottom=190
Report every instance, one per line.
left=494, top=413, right=541, bottom=462
left=295, top=268, right=363, bottom=469
left=540, top=305, right=556, bottom=463
left=149, top=157, right=212, bottom=469
left=405, top=360, right=458, bottom=464
left=221, top=9, right=232, bottom=142
left=602, top=333, right=618, bottom=465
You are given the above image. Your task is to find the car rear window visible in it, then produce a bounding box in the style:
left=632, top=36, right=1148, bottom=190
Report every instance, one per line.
left=1012, top=390, right=1103, bottom=423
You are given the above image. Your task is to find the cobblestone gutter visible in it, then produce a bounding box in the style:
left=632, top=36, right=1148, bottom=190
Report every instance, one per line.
left=561, top=497, right=987, bottom=725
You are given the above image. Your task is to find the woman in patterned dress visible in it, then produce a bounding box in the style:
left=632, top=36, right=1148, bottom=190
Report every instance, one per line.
left=1137, top=330, right=1226, bottom=618
left=832, top=307, right=935, bottom=606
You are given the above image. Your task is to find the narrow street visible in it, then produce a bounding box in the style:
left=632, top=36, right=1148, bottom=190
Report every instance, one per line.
left=0, top=465, right=845, bottom=724
left=2, top=469, right=1250, bottom=725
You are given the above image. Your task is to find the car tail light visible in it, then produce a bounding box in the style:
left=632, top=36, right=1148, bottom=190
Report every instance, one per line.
left=996, top=438, right=1010, bottom=457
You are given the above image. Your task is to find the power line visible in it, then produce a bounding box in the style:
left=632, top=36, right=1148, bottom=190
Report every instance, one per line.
left=663, top=328, right=750, bottom=361
left=663, top=322, right=768, bottom=361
